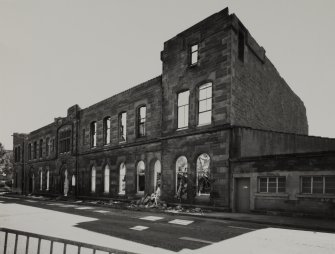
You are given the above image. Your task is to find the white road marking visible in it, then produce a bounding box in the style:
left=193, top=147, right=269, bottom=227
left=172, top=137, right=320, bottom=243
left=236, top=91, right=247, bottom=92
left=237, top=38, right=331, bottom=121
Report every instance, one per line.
left=94, top=210, right=109, bottom=214
left=130, top=226, right=149, bottom=231
left=140, top=216, right=164, bottom=221
left=58, top=204, right=78, bottom=208
left=75, top=206, right=94, bottom=210
left=228, top=226, right=255, bottom=231
left=168, top=219, right=194, bottom=226
left=179, top=237, right=214, bottom=244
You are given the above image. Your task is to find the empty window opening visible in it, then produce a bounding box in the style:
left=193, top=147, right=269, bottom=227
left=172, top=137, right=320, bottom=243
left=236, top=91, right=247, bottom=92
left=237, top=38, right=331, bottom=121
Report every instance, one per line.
left=119, top=112, right=127, bottom=142
left=197, top=154, right=211, bottom=195
left=119, top=163, right=126, bottom=195
left=104, top=165, right=110, bottom=193
left=103, top=117, right=111, bottom=145
left=137, top=106, right=146, bottom=137
left=137, top=161, right=146, bottom=193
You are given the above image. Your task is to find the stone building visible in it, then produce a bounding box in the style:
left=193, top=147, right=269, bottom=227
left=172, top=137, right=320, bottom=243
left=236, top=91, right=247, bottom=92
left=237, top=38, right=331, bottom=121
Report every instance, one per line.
left=13, top=8, right=335, bottom=217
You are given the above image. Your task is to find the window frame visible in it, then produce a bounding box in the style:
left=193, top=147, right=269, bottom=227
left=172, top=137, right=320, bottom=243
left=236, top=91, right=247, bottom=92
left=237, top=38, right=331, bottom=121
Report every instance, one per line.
left=136, top=161, right=146, bottom=194
left=258, top=176, right=286, bottom=194
left=190, top=43, right=199, bottom=66
left=91, top=166, right=96, bottom=193
left=198, top=82, right=213, bottom=126
left=59, top=130, right=71, bottom=154
left=104, top=164, right=110, bottom=194
left=177, top=90, right=190, bottom=129
left=301, top=176, right=335, bottom=195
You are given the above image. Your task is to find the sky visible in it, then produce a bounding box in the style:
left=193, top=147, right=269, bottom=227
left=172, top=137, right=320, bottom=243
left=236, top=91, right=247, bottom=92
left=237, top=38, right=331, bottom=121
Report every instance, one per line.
left=0, top=0, right=334, bottom=149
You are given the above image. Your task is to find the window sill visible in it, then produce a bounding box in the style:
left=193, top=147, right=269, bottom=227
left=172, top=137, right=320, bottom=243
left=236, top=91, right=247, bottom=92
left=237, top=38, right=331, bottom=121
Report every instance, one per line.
left=255, top=193, right=289, bottom=198
left=177, top=127, right=188, bottom=131
left=296, top=194, right=335, bottom=199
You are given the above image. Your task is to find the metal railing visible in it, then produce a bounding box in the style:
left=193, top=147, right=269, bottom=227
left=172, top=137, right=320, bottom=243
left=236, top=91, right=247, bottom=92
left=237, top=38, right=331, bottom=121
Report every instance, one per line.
left=0, top=227, right=138, bottom=254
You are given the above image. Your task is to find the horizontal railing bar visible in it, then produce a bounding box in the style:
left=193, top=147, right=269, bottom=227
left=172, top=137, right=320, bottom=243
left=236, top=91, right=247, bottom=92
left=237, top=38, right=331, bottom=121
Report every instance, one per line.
left=0, top=228, right=137, bottom=254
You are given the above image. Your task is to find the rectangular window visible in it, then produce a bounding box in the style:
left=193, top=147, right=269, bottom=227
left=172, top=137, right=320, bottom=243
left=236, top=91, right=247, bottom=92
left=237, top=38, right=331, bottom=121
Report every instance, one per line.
left=39, top=139, right=43, bottom=158
left=190, top=44, right=198, bottom=65
left=46, top=137, right=50, bottom=156
left=238, top=30, right=245, bottom=62
left=59, top=130, right=71, bottom=153
left=198, top=83, right=212, bottom=125
left=301, top=176, right=335, bottom=194
left=177, top=90, right=189, bottom=129
left=28, top=144, right=32, bottom=160
left=90, top=122, right=97, bottom=147
left=137, top=106, right=146, bottom=137
left=119, top=112, right=127, bottom=142
left=17, top=146, right=20, bottom=162
left=33, top=141, right=37, bottom=159
left=82, top=129, right=86, bottom=145
left=14, top=147, right=18, bottom=162
left=258, top=177, right=286, bottom=193
left=103, top=117, right=111, bottom=145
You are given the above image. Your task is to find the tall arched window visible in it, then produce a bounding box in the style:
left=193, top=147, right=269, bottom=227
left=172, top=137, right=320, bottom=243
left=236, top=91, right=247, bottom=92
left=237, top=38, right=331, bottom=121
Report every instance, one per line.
left=46, top=170, right=50, bottom=190
left=119, top=163, right=126, bottom=195
left=137, top=161, right=145, bottom=193
left=72, top=175, right=76, bottom=186
left=176, top=156, right=188, bottom=195
left=104, top=165, right=110, bottom=193
left=196, top=153, right=211, bottom=195
left=40, top=170, right=43, bottom=190
left=154, top=160, right=161, bottom=191
left=91, top=166, right=96, bottom=193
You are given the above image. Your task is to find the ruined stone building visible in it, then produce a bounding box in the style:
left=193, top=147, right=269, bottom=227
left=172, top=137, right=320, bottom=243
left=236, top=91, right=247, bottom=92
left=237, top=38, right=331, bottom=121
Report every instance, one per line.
left=13, top=8, right=335, bottom=217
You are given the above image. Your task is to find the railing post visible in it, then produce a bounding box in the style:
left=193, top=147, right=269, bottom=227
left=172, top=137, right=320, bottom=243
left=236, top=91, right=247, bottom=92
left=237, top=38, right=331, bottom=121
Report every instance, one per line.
left=37, top=238, right=41, bottom=254
left=50, top=240, right=54, bottom=254
left=25, top=236, right=29, bottom=254
left=3, top=232, right=8, bottom=254
left=14, top=234, right=18, bottom=254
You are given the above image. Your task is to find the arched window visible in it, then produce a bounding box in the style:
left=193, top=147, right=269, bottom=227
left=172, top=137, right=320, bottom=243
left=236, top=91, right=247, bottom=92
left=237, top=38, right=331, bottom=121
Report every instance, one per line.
left=119, top=112, right=127, bottom=142
left=46, top=170, right=50, bottom=190
left=103, top=117, right=111, bottom=145
left=176, top=156, right=188, bottom=195
left=119, top=163, right=126, bottom=195
left=104, top=165, right=110, bottom=193
left=154, top=160, right=161, bottom=191
left=40, top=170, right=43, bottom=190
left=137, top=161, right=145, bottom=193
left=72, top=175, right=76, bottom=186
left=32, top=174, right=35, bottom=192
left=196, top=154, right=211, bottom=195
left=198, top=83, right=212, bottom=125
left=91, top=166, right=96, bottom=193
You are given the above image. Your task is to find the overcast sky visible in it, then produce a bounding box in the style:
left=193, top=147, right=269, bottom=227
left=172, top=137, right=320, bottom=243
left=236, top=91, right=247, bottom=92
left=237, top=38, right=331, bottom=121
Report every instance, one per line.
left=1, top=0, right=334, bottom=149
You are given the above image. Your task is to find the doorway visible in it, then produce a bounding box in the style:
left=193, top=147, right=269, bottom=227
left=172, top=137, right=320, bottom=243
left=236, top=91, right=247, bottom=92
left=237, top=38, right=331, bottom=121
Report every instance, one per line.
left=235, top=178, right=250, bottom=213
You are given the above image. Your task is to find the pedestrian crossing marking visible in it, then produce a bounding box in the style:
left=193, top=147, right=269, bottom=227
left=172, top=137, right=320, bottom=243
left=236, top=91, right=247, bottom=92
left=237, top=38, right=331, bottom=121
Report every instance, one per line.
left=168, top=219, right=194, bottom=226
left=140, top=216, right=164, bottom=221
left=94, top=210, right=109, bottom=214
left=130, top=226, right=149, bottom=231
left=75, top=206, right=94, bottom=210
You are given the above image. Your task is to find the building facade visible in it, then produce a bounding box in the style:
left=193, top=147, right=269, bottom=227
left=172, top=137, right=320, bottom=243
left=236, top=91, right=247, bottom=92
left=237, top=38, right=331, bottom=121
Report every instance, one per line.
left=13, top=8, right=335, bottom=217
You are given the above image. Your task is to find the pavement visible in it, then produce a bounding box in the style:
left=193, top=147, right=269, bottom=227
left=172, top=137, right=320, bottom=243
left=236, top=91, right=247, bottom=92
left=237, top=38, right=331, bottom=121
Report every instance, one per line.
left=2, top=193, right=334, bottom=233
